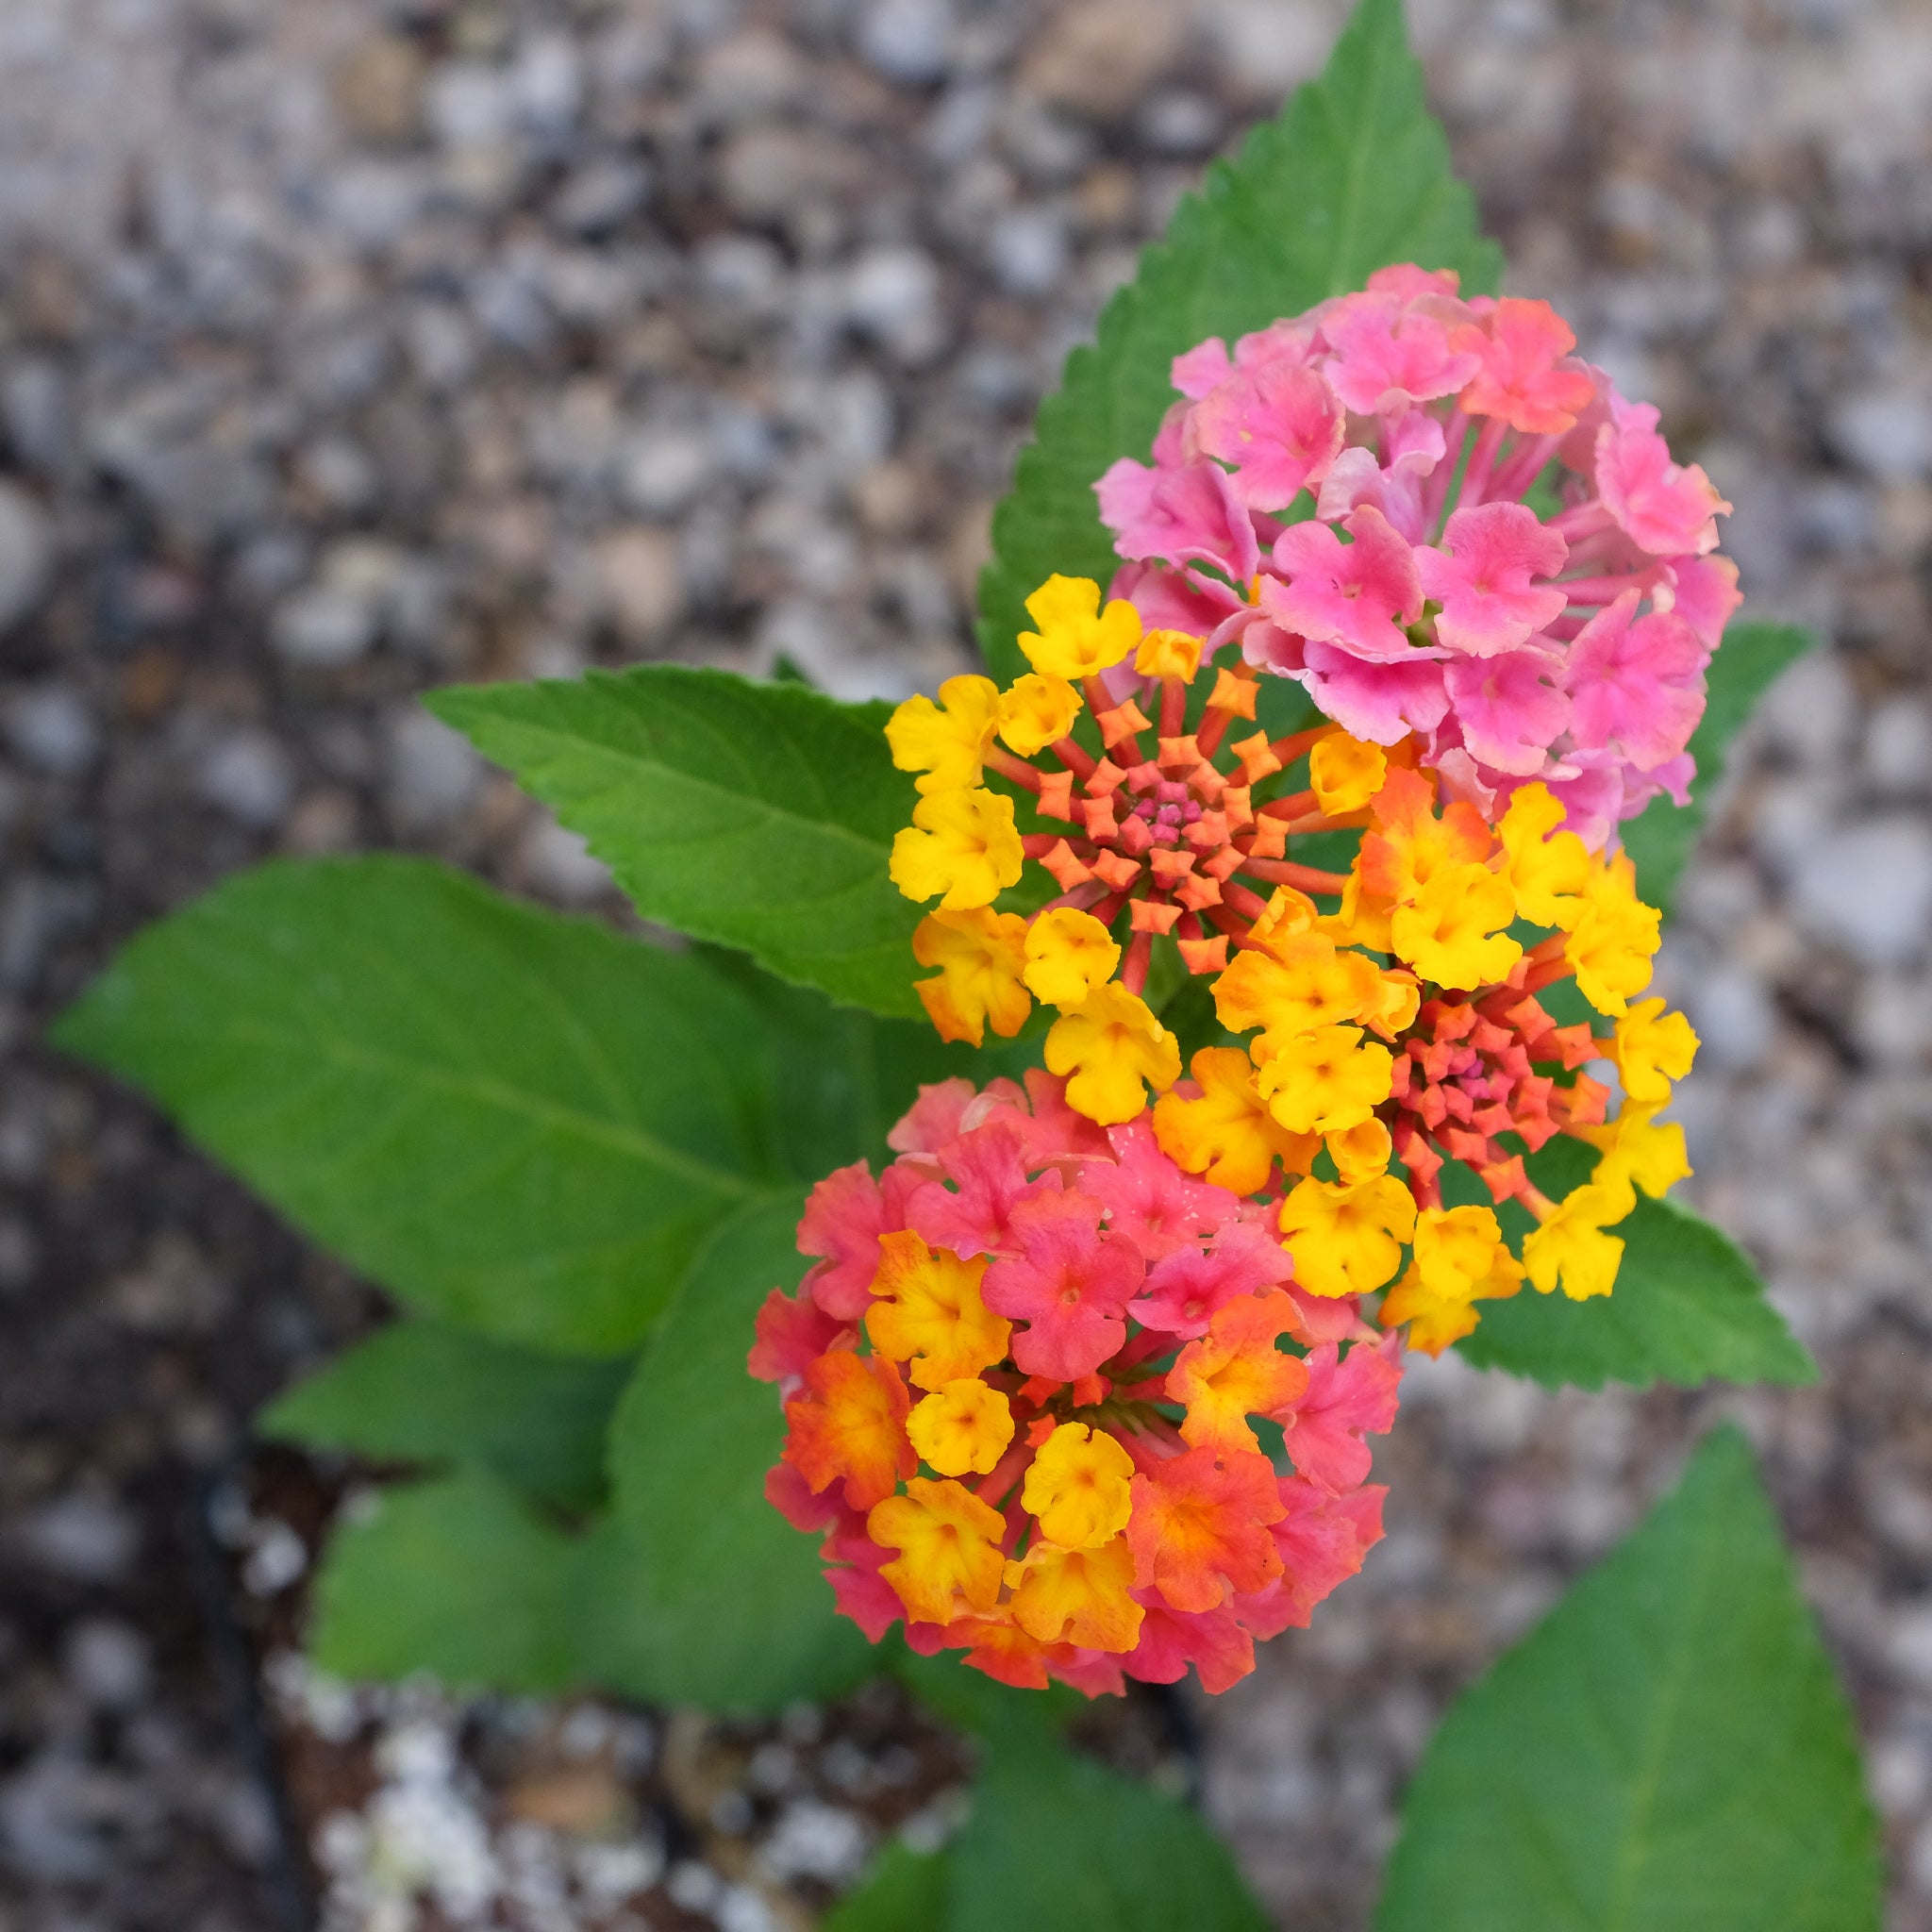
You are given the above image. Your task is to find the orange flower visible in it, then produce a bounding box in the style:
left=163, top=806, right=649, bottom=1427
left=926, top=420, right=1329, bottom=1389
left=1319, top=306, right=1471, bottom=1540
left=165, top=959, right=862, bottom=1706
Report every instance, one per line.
left=868, top=1476, right=1008, bottom=1624
left=782, top=1351, right=915, bottom=1509
left=1126, top=1445, right=1285, bottom=1613
left=1168, top=1291, right=1309, bottom=1454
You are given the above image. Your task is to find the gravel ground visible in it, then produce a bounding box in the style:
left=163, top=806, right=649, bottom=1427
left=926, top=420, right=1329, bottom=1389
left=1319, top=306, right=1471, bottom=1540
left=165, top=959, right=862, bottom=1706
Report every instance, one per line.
left=4, top=0, right=1932, bottom=1926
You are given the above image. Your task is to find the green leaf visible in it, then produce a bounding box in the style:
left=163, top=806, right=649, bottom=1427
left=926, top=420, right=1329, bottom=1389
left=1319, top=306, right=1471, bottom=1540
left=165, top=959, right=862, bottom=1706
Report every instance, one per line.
left=428, top=670, right=924, bottom=1019
left=1376, top=1426, right=1882, bottom=1932
left=698, top=946, right=1041, bottom=1180
left=1454, top=1141, right=1815, bottom=1391
left=949, top=1728, right=1272, bottom=1932
left=1623, top=621, right=1816, bottom=912
left=586, top=1191, right=872, bottom=1712
left=823, top=1840, right=952, bottom=1932
left=975, top=0, right=1500, bottom=680
left=261, top=1320, right=632, bottom=1513
left=310, top=1469, right=578, bottom=1692
left=52, top=857, right=772, bottom=1356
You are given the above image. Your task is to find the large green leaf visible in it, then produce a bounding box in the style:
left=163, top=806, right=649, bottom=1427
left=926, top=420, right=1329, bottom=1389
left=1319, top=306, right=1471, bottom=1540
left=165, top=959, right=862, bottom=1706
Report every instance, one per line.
left=52, top=858, right=772, bottom=1355
left=824, top=1841, right=952, bottom=1932
left=429, top=671, right=924, bottom=1019
left=1377, top=1426, right=1882, bottom=1932
left=1454, top=1141, right=1814, bottom=1391
left=975, top=0, right=1500, bottom=679
left=261, top=1320, right=632, bottom=1513
left=1623, top=620, right=1816, bottom=913
left=309, top=1469, right=579, bottom=1692
left=586, top=1192, right=872, bottom=1711
left=948, top=1726, right=1272, bottom=1932
left=700, top=944, right=1048, bottom=1181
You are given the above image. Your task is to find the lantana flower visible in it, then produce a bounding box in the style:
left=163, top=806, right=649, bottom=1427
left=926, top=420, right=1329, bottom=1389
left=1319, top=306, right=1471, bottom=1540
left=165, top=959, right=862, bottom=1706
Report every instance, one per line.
left=753, top=1071, right=1397, bottom=1696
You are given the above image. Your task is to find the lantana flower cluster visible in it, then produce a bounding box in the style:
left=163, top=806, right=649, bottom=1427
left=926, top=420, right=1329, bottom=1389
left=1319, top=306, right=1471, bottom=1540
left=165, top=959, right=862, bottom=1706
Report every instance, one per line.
left=752, top=1071, right=1395, bottom=1696
left=755, top=267, right=1720, bottom=1692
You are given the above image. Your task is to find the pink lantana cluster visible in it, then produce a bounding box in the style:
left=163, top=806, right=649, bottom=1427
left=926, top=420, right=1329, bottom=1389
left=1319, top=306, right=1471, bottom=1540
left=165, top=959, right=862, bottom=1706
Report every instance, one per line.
left=752, top=1070, right=1397, bottom=1697
left=1099, top=265, right=1737, bottom=847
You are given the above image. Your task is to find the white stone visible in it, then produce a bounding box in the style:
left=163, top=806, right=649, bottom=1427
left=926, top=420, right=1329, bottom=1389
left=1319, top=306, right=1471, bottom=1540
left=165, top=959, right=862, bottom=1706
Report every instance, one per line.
left=1790, top=814, right=1932, bottom=967
left=63, top=1618, right=151, bottom=1708
left=197, top=728, right=295, bottom=828
left=1830, top=386, right=1932, bottom=480
left=844, top=246, right=944, bottom=363
left=987, top=207, right=1068, bottom=297
left=272, top=584, right=379, bottom=667
left=858, top=0, right=955, bottom=84
left=618, top=426, right=716, bottom=517
left=4, top=685, right=96, bottom=775
left=383, top=708, right=483, bottom=833
left=0, top=478, right=51, bottom=633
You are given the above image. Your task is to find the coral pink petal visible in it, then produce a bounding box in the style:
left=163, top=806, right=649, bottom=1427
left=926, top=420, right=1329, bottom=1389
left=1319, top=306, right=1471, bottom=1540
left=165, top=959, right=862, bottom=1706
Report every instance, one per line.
left=980, top=1190, right=1144, bottom=1381
left=1274, top=1336, right=1404, bottom=1493
left=1080, top=1118, right=1241, bottom=1261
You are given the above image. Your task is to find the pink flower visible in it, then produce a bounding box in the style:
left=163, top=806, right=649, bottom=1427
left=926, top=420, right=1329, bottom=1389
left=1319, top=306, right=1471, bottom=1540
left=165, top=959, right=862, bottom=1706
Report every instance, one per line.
left=1132, top=1220, right=1295, bottom=1339
left=1122, top=1598, right=1256, bottom=1694
left=1416, top=503, right=1569, bottom=658
left=1235, top=1478, right=1386, bottom=1639
left=1314, top=443, right=1434, bottom=544
left=1191, top=362, right=1345, bottom=511
left=1658, top=554, right=1742, bottom=651
left=1564, top=591, right=1707, bottom=772
left=1295, top=639, right=1449, bottom=745
left=1110, top=558, right=1246, bottom=641
left=1080, top=1118, right=1240, bottom=1261
left=1096, top=458, right=1259, bottom=582
left=1595, top=398, right=1730, bottom=557
left=1273, top=1336, right=1404, bottom=1492
left=798, top=1160, right=904, bottom=1319
left=1452, top=297, right=1597, bottom=435
left=906, top=1119, right=1056, bottom=1259
left=886, top=1078, right=978, bottom=1158
left=1266, top=506, right=1425, bottom=662
left=748, top=1289, right=853, bottom=1389
left=1324, top=291, right=1480, bottom=415
left=980, top=1190, right=1144, bottom=1379
left=1441, top=649, right=1571, bottom=775
left=1171, top=337, right=1234, bottom=399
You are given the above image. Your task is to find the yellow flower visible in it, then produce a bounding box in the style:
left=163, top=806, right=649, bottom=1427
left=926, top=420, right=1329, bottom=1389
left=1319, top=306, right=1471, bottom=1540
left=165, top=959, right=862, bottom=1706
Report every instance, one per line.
left=1044, top=982, right=1182, bottom=1125
left=890, top=787, right=1024, bottom=909
left=1134, top=626, right=1205, bottom=680
left=1564, top=851, right=1660, bottom=1016
left=1523, top=1180, right=1635, bottom=1300
left=1022, top=1422, right=1135, bottom=1548
left=1309, top=732, right=1388, bottom=814
left=1276, top=1174, right=1416, bottom=1299
left=866, top=1229, right=1011, bottom=1391
left=1412, top=1203, right=1516, bottom=1301
left=996, top=673, right=1082, bottom=757
left=1023, top=907, right=1122, bottom=1009
left=1325, top=1116, right=1392, bottom=1185
left=906, top=1379, right=1015, bottom=1478
left=1213, top=932, right=1384, bottom=1053
left=1153, top=1046, right=1317, bottom=1195
left=1378, top=1247, right=1520, bottom=1357
left=869, top=1477, right=1008, bottom=1624
left=1580, top=1105, right=1692, bottom=1199
left=912, top=908, right=1031, bottom=1046
left=1004, top=1537, right=1142, bottom=1652
left=886, top=675, right=1000, bottom=794
left=1017, top=574, right=1141, bottom=679
left=1389, top=860, right=1522, bottom=990
left=1611, top=996, right=1698, bottom=1107
left=1252, top=1025, right=1393, bottom=1136
left=1498, top=781, right=1591, bottom=927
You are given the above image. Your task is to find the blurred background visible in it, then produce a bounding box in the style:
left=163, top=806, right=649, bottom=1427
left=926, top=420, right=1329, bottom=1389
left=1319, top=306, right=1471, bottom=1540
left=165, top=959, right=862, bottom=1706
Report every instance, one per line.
left=3, top=0, right=1931, bottom=1926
